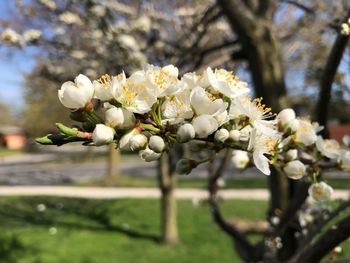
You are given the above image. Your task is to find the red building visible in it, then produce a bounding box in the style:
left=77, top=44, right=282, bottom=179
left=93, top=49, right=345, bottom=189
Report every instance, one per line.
left=0, top=126, right=26, bottom=150
left=328, top=124, right=350, bottom=142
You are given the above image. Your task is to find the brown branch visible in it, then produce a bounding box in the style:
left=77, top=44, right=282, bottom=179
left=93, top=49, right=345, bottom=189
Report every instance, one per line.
left=280, top=0, right=315, bottom=14
left=315, top=8, right=350, bottom=136
left=299, top=198, right=350, bottom=250
left=289, top=213, right=350, bottom=263
left=272, top=180, right=310, bottom=235
left=207, top=150, right=262, bottom=262
left=191, top=39, right=240, bottom=70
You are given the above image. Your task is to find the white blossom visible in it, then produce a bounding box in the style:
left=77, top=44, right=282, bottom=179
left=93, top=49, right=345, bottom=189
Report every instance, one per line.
left=201, top=68, right=250, bottom=98
left=58, top=74, right=94, bottom=110
left=192, top=115, right=218, bottom=138
left=119, top=129, right=139, bottom=150
left=146, top=65, right=180, bottom=97
left=229, top=129, right=240, bottom=141
left=23, top=29, right=42, bottom=42
left=161, top=89, right=193, bottom=125
left=315, top=136, right=340, bottom=159
left=139, top=146, right=161, bottom=162
left=286, top=149, right=298, bottom=161
left=1, top=28, right=22, bottom=45
left=148, top=135, right=165, bottom=153
left=129, top=134, right=148, bottom=151
left=309, top=182, right=333, bottom=201
left=177, top=123, right=195, bottom=143
left=190, top=86, right=228, bottom=117
left=93, top=74, right=114, bottom=101
left=105, top=106, right=135, bottom=129
left=294, top=119, right=317, bottom=146
left=59, top=12, right=82, bottom=25
left=277, top=108, right=296, bottom=127
left=214, top=129, right=229, bottom=143
left=38, top=0, right=56, bottom=10
left=113, top=71, right=157, bottom=114
left=92, top=124, right=115, bottom=146
left=339, top=150, right=350, bottom=171
left=231, top=150, right=250, bottom=169
left=284, top=160, right=306, bottom=180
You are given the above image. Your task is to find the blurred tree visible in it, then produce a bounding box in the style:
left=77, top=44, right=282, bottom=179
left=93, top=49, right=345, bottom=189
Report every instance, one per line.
left=0, top=101, right=16, bottom=126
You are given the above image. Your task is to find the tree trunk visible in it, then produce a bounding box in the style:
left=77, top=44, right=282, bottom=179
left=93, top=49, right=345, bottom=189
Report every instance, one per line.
left=104, top=143, right=120, bottom=186
left=158, top=152, right=178, bottom=245
left=218, top=0, right=287, bottom=112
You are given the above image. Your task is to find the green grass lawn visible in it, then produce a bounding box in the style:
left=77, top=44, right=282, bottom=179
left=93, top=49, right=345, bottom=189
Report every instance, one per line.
left=0, top=197, right=350, bottom=262
left=0, top=197, right=268, bottom=263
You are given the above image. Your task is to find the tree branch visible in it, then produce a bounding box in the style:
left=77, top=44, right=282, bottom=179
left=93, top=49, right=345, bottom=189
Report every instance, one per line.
left=299, top=198, right=350, bottom=251
left=191, top=39, right=240, bottom=70
left=315, top=8, right=350, bottom=136
left=280, top=0, right=315, bottom=15
left=289, top=212, right=350, bottom=263
left=207, top=150, right=262, bottom=262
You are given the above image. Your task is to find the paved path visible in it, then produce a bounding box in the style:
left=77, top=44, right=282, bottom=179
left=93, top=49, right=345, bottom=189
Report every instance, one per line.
left=0, top=186, right=348, bottom=200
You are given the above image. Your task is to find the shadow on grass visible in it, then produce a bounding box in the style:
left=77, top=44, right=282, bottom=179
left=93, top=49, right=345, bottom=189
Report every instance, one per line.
left=0, top=197, right=160, bottom=243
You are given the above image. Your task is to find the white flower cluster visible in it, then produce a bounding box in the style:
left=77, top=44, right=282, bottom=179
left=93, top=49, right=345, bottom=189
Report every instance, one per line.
left=340, top=18, right=350, bottom=36
left=0, top=28, right=42, bottom=46
left=39, top=64, right=350, bottom=202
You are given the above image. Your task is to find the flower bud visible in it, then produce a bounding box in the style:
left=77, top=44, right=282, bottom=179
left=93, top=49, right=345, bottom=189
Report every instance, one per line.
left=58, top=74, right=94, bottom=110
left=177, top=123, right=195, bottom=143
left=92, top=124, right=115, bottom=146
left=176, top=159, right=198, bottom=175
left=149, top=135, right=165, bottom=153
left=214, top=129, right=229, bottom=143
left=342, top=135, right=350, bottom=147
left=286, top=149, right=298, bottom=161
left=277, top=108, right=296, bottom=126
left=308, top=182, right=333, bottom=201
left=119, top=129, right=138, bottom=150
left=283, top=160, right=306, bottom=180
left=129, top=134, right=148, bottom=151
left=229, top=129, right=240, bottom=141
left=192, top=115, right=218, bottom=138
left=105, top=107, right=135, bottom=129
left=339, top=150, right=350, bottom=171
left=139, top=146, right=161, bottom=162
left=231, top=150, right=250, bottom=169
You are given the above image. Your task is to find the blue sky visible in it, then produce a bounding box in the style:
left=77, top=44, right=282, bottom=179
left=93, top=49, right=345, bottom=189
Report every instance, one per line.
left=0, top=1, right=35, bottom=110
left=0, top=49, right=35, bottom=109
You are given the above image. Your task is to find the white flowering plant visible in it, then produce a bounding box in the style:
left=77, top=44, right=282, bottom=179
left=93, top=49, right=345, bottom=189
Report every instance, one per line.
left=36, top=64, right=350, bottom=202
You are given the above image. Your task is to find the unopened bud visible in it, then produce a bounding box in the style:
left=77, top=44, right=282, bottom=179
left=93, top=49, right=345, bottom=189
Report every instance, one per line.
left=231, top=150, right=249, bottom=169
left=284, top=160, right=306, bottom=180
left=139, top=146, right=161, bottom=162
left=92, top=124, right=115, bottom=146
left=129, top=134, right=148, bottom=151
left=149, top=135, right=165, bottom=153
left=277, top=108, right=296, bottom=126
left=177, top=123, right=195, bottom=143
left=286, top=149, right=298, bottom=161
left=229, top=129, right=240, bottom=141
left=214, top=129, right=229, bottom=143
left=176, top=159, right=198, bottom=175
